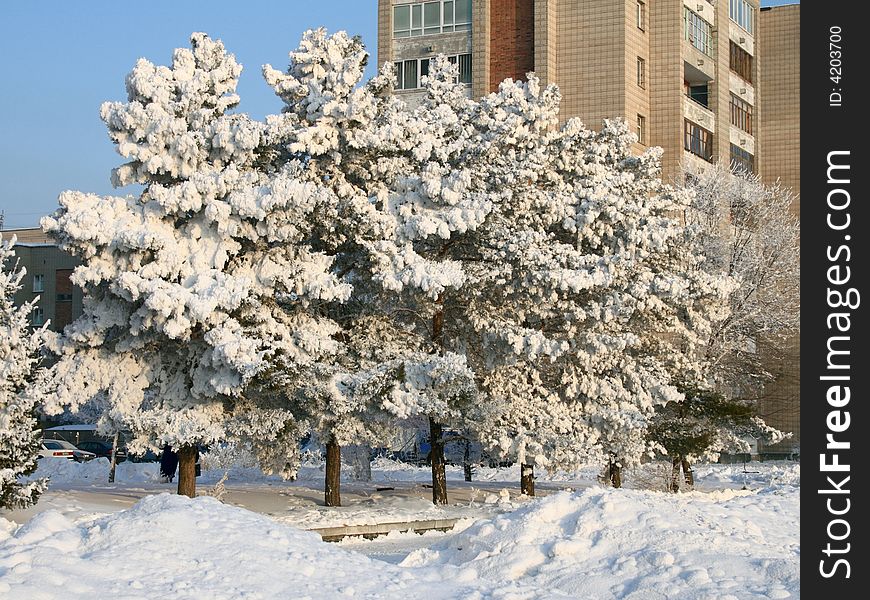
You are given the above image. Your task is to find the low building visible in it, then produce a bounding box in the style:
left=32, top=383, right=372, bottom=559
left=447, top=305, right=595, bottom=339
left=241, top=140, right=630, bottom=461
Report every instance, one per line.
left=2, top=227, right=83, bottom=332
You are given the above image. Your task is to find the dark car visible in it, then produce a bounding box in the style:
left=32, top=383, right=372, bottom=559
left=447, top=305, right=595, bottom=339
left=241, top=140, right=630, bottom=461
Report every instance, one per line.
left=128, top=449, right=159, bottom=463
left=76, top=440, right=128, bottom=463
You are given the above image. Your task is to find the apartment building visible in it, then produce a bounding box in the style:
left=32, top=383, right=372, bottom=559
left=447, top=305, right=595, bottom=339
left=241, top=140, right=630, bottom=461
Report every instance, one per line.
left=378, top=0, right=763, bottom=184
left=2, top=227, right=83, bottom=332
left=756, top=3, right=800, bottom=455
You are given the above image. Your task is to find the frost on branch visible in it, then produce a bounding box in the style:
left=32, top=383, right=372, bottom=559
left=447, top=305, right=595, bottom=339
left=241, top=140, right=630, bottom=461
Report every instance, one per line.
left=101, top=32, right=254, bottom=187
left=684, top=163, right=800, bottom=400
left=39, top=33, right=348, bottom=466
left=0, top=236, right=48, bottom=509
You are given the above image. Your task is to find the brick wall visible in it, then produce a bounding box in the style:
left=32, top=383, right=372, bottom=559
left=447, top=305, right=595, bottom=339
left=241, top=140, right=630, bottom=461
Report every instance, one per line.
left=489, top=0, right=535, bottom=90
left=54, top=268, right=74, bottom=330
left=757, top=4, right=800, bottom=453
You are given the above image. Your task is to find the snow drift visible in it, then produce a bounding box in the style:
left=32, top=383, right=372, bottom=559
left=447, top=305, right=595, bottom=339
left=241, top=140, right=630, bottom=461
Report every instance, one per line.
left=401, top=484, right=799, bottom=599
left=0, top=493, right=557, bottom=599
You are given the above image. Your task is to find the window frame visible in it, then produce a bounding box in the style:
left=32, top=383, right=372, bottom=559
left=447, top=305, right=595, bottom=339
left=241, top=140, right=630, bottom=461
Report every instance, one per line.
left=683, top=7, right=714, bottom=58
left=729, top=93, right=753, bottom=135
left=636, top=56, right=646, bottom=89
left=730, top=143, right=755, bottom=173
left=729, top=0, right=754, bottom=35
left=636, top=114, right=647, bottom=145
left=684, top=119, right=713, bottom=162
left=394, top=53, right=472, bottom=90
left=729, top=41, right=753, bottom=83
left=684, top=81, right=710, bottom=108
left=32, top=306, right=45, bottom=327
left=32, top=273, right=44, bottom=292
left=393, top=0, right=472, bottom=38
left=637, top=0, right=646, bottom=31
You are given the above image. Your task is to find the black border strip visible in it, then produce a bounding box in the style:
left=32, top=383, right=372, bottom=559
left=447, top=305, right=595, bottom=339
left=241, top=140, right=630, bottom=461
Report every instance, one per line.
left=802, top=1, right=867, bottom=595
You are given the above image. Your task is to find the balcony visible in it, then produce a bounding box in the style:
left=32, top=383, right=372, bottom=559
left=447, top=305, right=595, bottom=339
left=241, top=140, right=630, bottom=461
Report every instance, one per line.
left=729, top=72, right=755, bottom=106
left=683, top=0, right=716, bottom=26
left=682, top=44, right=715, bottom=82
left=729, top=125, right=755, bottom=156
left=729, top=24, right=754, bottom=57
left=684, top=95, right=715, bottom=133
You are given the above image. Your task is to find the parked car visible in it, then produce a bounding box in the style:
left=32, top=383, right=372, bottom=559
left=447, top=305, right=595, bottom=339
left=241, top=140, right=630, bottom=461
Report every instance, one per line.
left=40, top=439, right=97, bottom=462
left=76, top=440, right=127, bottom=463
left=128, top=449, right=159, bottom=463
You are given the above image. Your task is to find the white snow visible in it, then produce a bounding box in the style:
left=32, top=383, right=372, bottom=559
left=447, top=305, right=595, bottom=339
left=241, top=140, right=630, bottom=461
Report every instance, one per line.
left=0, top=493, right=551, bottom=599
left=1, top=460, right=799, bottom=598
left=401, top=484, right=799, bottom=599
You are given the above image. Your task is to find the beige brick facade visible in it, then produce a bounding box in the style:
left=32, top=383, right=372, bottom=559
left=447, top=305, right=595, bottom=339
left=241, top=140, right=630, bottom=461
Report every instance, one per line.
left=759, top=4, right=799, bottom=209
left=757, top=4, right=800, bottom=454
left=377, top=1, right=796, bottom=186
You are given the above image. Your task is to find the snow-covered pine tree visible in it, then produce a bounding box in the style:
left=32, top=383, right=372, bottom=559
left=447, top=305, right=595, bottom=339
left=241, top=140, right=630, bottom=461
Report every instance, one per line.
left=463, top=78, right=733, bottom=489
left=356, top=55, right=524, bottom=504
left=0, top=236, right=47, bottom=509
left=40, top=33, right=350, bottom=497
left=261, top=29, right=431, bottom=506
left=647, top=384, right=787, bottom=492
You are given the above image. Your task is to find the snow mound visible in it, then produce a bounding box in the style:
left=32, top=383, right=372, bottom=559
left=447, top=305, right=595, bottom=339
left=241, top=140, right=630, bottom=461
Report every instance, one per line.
left=401, top=485, right=800, bottom=599
left=0, top=493, right=558, bottom=599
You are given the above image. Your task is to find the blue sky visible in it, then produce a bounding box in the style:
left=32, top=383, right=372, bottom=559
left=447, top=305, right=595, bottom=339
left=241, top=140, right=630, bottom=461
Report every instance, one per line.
left=0, top=1, right=796, bottom=229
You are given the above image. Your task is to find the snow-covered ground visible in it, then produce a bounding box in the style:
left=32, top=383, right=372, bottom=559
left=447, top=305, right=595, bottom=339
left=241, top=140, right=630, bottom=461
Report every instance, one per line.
left=0, top=458, right=800, bottom=598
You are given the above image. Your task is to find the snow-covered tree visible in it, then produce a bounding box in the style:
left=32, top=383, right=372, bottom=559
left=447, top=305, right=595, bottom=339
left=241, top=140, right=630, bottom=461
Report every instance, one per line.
left=459, top=80, right=733, bottom=489
left=40, top=33, right=349, bottom=497
left=0, top=236, right=47, bottom=509
left=684, top=163, right=800, bottom=399
left=263, top=32, right=507, bottom=506
left=260, top=29, right=427, bottom=505
left=642, top=164, right=798, bottom=486
left=648, top=384, right=788, bottom=491
left=354, top=56, right=530, bottom=504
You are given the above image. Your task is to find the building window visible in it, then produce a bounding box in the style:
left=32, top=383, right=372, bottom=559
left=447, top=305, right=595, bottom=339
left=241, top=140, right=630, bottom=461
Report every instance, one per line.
left=636, top=57, right=646, bottom=88
left=56, top=293, right=73, bottom=302
left=32, top=306, right=44, bottom=327
left=684, top=81, right=709, bottom=108
left=684, top=8, right=714, bottom=58
left=729, top=41, right=753, bottom=82
left=684, top=120, right=713, bottom=161
left=730, top=94, right=753, bottom=135
left=32, top=274, right=44, bottom=292
left=637, top=1, right=646, bottom=31
left=636, top=114, right=646, bottom=144
left=393, top=0, right=472, bottom=38
left=730, top=144, right=755, bottom=173
left=453, top=53, right=472, bottom=84
left=394, top=54, right=472, bottom=89
left=729, top=0, right=754, bottom=34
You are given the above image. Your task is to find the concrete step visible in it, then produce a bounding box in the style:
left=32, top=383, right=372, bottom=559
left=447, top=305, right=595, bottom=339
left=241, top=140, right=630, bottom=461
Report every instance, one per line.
left=309, top=518, right=461, bottom=542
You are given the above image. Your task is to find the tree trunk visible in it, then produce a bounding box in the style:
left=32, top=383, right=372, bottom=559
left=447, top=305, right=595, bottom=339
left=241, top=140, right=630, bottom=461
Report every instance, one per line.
left=429, top=418, right=448, bottom=505
left=521, top=463, right=535, bottom=496
left=108, top=431, right=119, bottom=484
left=670, top=455, right=681, bottom=493
left=177, top=445, right=197, bottom=498
left=681, top=458, right=694, bottom=487
left=325, top=439, right=342, bottom=507
left=463, top=440, right=473, bottom=482
left=428, top=294, right=449, bottom=505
